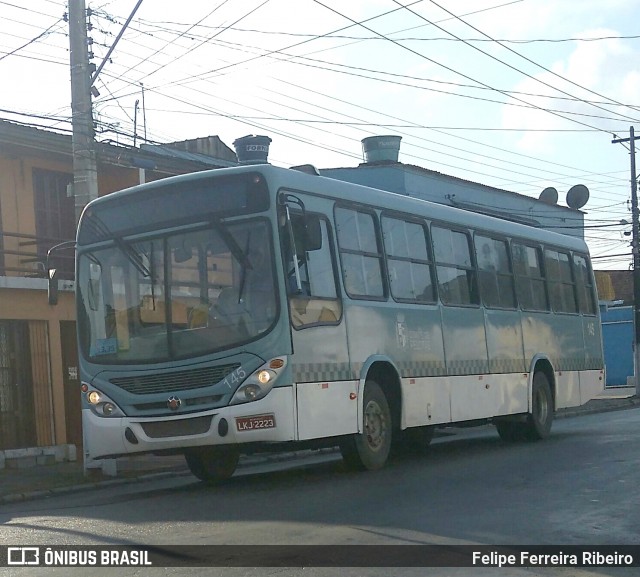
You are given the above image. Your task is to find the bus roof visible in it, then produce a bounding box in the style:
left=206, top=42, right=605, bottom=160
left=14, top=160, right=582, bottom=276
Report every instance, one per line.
left=84, top=163, right=590, bottom=254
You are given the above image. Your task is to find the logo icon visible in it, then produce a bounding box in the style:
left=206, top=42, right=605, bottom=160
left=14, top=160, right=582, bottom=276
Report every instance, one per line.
left=167, top=395, right=182, bottom=411
left=8, top=547, right=40, bottom=565
left=167, top=396, right=182, bottom=411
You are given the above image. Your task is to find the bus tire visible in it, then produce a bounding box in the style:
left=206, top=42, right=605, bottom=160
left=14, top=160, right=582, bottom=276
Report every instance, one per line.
left=184, top=446, right=239, bottom=484
left=523, top=371, right=554, bottom=440
left=340, top=380, right=392, bottom=471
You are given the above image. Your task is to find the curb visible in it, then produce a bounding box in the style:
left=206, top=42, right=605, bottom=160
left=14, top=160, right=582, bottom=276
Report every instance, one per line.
left=556, top=395, right=640, bottom=419
left=0, top=448, right=338, bottom=505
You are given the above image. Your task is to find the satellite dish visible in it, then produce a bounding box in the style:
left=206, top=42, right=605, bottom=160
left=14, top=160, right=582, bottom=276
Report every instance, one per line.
left=539, top=187, right=558, bottom=204
left=566, top=184, right=590, bottom=209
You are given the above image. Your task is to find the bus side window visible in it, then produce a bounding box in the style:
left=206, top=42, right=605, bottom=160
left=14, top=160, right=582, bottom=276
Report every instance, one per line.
left=432, top=225, right=479, bottom=306
left=335, top=207, right=385, bottom=299
left=475, top=235, right=516, bottom=309
left=286, top=216, right=342, bottom=329
left=512, top=243, right=548, bottom=311
left=545, top=248, right=577, bottom=313
left=382, top=215, right=435, bottom=303
left=573, top=254, right=596, bottom=315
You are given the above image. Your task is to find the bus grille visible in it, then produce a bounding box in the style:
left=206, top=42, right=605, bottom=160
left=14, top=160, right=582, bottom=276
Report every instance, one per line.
left=110, top=364, right=240, bottom=395
left=140, top=416, right=213, bottom=438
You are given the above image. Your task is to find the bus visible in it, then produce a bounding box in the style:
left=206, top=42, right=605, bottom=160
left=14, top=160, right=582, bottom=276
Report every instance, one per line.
left=59, top=162, right=604, bottom=482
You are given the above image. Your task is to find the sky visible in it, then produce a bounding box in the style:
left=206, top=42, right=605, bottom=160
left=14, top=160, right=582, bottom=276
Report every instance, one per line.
left=1, top=0, right=640, bottom=270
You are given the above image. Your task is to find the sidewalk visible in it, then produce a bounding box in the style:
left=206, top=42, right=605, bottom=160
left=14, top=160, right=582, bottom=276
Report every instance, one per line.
left=1, top=388, right=638, bottom=505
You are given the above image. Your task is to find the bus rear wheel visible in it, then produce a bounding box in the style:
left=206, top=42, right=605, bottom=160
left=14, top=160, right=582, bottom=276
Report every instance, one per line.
left=495, top=372, right=554, bottom=442
left=184, top=446, right=239, bottom=484
left=524, top=371, right=554, bottom=440
left=340, top=380, right=392, bottom=471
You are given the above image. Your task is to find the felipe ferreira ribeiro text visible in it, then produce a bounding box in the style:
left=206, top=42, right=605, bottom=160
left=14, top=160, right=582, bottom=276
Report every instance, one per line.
left=473, top=551, right=634, bottom=567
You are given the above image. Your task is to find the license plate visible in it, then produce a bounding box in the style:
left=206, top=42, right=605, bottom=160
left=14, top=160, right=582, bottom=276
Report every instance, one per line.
left=235, top=414, right=276, bottom=431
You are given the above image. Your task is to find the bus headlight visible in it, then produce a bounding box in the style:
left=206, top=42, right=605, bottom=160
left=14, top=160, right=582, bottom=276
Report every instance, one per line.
left=257, top=370, right=272, bottom=384
left=230, top=357, right=287, bottom=405
left=85, top=387, right=125, bottom=418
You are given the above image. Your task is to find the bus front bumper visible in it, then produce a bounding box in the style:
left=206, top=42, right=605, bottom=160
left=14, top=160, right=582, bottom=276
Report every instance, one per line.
left=83, top=386, right=296, bottom=461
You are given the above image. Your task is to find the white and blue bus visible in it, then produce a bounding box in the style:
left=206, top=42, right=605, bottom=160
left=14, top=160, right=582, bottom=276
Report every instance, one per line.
left=65, top=163, right=604, bottom=481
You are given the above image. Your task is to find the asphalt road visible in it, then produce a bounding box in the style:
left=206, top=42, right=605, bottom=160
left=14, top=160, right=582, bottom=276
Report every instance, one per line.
left=1, top=407, right=639, bottom=577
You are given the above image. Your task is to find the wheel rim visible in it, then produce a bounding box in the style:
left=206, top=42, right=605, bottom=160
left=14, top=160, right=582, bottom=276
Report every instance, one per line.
left=364, top=399, right=387, bottom=452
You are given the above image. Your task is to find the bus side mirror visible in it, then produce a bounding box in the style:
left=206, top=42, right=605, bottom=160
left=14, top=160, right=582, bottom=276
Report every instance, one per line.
left=48, top=268, right=59, bottom=306
left=304, top=215, right=322, bottom=251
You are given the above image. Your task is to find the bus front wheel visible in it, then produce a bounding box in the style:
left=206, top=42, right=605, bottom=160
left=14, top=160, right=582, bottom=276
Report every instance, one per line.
left=184, top=446, right=239, bottom=484
left=340, top=380, right=392, bottom=471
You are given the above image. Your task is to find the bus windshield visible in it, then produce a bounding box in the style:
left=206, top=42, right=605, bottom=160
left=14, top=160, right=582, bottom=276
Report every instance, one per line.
left=77, top=218, right=278, bottom=364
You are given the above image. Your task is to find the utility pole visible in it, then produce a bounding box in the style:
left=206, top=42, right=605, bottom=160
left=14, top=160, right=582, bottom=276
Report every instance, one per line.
left=612, top=126, right=640, bottom=395
left=68, top=0, right=99, bottom=224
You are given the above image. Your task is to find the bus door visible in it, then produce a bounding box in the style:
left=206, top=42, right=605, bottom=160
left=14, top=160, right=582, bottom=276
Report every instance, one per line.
left=280, top=208, right=354, bottom=441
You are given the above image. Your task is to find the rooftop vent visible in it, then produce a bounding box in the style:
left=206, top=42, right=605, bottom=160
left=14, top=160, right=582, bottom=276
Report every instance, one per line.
left=233, top=134, right=272, bottom=164
left=361, top=135, right=402, bottom=164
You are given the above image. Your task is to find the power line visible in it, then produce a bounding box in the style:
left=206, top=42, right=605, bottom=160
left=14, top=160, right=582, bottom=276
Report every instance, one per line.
left=423, top=0, right=640, bottom=116
left=0, top=17, right=63, bottom=63
left=133, top=24, right=640, bottom=46
left=84, top=0, right=616, bottom=187
left=394, top=0, right=640, bottom=123
left=94, top=15, right=627, bottom=196
left=115, top=0, right=235, bottom=80
left=147, top=0, right=427, bottom=93
left=191, top=36, right=639, bottom=125
left=311, top=0, right=619, bottom=135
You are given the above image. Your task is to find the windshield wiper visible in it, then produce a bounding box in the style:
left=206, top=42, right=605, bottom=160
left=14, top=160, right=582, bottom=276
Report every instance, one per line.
left=116, top=237, right=152, bottom=278
left=211, top=218, right=252, bottom=272
left=237, top=232, right=253, bottom=304
left=86, top=212, right=152, bottom=278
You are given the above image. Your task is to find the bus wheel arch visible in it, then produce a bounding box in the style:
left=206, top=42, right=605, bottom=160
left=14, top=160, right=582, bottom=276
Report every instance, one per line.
left=339, top=360, right=400, bottom=471
left=531, top=358, right=556, bottom=413
left=365, top=361, right=402, bottom=434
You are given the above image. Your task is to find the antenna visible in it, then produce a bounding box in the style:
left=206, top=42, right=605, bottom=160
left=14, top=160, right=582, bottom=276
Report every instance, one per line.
left=133, top=99, right=139, bottom=148
left=539, top=187, right=558, bottom=204
left=566, top=184, right=589, bottom=209
left=141, top=82, right=147, bottom=143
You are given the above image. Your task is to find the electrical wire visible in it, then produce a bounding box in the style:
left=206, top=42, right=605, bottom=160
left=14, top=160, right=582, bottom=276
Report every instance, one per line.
left=392, top=0, right=640, bottom=123
left=0, top=18, right=63, bottom=63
